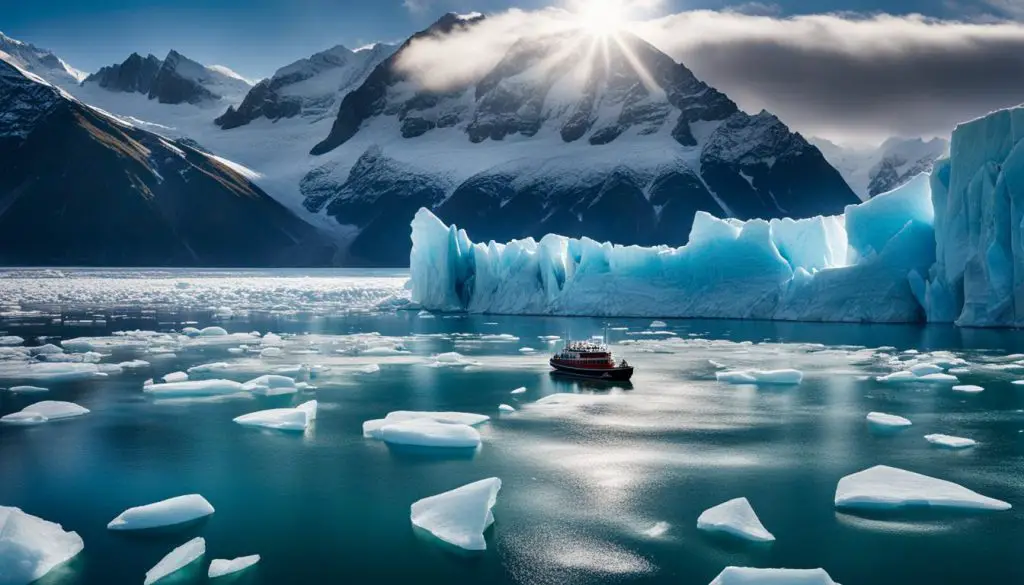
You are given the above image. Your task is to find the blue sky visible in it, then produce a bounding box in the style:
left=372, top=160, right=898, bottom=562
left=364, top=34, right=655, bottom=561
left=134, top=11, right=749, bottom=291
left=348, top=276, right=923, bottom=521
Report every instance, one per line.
left=1, top=0, right=1015, bottom=79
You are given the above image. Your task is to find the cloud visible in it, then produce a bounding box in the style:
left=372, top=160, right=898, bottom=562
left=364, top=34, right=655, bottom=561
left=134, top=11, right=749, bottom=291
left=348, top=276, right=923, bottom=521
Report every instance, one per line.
left=402, top=0, right=433, bottom=14
left=394, top=7, right=1024, bottom=143
left=632, top=11, right=1024, bottom=142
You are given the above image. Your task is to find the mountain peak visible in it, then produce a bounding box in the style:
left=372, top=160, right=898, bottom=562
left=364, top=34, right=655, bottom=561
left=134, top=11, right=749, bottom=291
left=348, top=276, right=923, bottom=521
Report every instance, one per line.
left=426, top=11, right=485, bottom=36
left=0, top=32, right=85, bottom=86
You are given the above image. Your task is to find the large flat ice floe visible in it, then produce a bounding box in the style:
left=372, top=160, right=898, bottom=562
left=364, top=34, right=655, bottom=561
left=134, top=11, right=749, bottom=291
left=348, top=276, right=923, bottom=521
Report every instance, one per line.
left=0, top=506, right=84, bottom=585
left=1, top=401, right=90, bottom=425
left=866, top=412, right=912, bottom=428
left=107, top=494, right=215, bottom=530
left=708, top=567, right=840, bottom=585
left=410, top=478, right=501, bottom=551
left=377, top=420, right=482, bottom=448
left=409, top=170, right=934, bottom=322
left=144, top=537, right=205, bottom=585
left=834, top=465, right=1010, bottom=511
left=924, top=434, right=977, bottom=449
left=143, top=379, right=246, bottom=397
left=362, top=411, right=490, bottom=438
left=209, top=554, right=260, bottom=578
left=697, top=497, right=775, bottom=542
left=234, top=400, right=317, bottom=432
left=715, top=369, right=803, bottom=385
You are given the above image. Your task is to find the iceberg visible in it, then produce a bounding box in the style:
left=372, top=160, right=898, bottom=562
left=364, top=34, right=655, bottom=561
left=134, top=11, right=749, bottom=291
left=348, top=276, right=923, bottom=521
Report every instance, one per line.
left=716, top=369, right=803, bottom=385
left=107, top=494, right=215, bottom=530
left=209, top=554, right=260, bottom=579
left=378, top=420, right=481, bottom=448
left=1, top=401, right=90, bottom=425
left=0, top=506, right=84, bottom=585
left=708, top=567, right=840, bottom=585
left=834, top=465, right=1010, bottom=510
left=410, top=478, right=501, bottom=551
left=241, top=374, right=298, bottom=396
left=697, top=497, right=775, bottom=542
left=866, top=412, right=911, bottom=428
left=924, top=434, right=977, bottom=449
left=144, top=537, right=205, bottom=585
left=234, top=401, right=314, bottom=432
left=143, top=379, right=246, bottom=397
left=409, top=169, right=934, bottom=322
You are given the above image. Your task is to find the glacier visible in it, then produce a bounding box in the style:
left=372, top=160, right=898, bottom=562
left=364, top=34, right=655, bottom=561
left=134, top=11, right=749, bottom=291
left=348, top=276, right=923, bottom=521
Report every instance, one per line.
left=410, top=169, right=934, bottom=322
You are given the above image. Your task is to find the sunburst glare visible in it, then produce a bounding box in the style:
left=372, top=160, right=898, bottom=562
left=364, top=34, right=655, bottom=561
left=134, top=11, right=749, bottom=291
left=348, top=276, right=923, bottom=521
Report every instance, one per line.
left=574, top=0, right=629, bottom=36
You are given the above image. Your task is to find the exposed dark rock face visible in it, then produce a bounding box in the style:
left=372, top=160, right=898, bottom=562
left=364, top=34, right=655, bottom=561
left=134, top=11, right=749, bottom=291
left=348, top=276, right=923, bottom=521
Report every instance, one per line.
left=83, top=53, right=162, bottom=94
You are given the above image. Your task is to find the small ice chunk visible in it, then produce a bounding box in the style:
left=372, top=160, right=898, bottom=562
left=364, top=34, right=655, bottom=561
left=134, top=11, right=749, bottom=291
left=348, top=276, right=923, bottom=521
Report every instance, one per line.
left=144, top=379, right=246, bottom=397
left=924, top=434, right=977, bottom=449
left=118, top=359, right=151, bottom=370
left=32, top=344, right=64, bottom=355
left=834, top=465, right=1010, bottom=510
left=518, top=347, right=536, bottom=353
left=209, top=554, right=260, bottom=579
left=108, top=494, right=215, bottom=530
left=697, top=497, right=775, bottom=542
left=234, top=407, right=309, bottom=431
left=425, top=352, right=480, bottom=368
left=410, top=478, right=501, bottom=551
left=7, top=385, right=48, bottom=393
left=0, top=506, right=84, bottom=585
left=186, top=362, right=232, bottom=375
left=359, top=363, right=381, bottom=374
left=296, top=400, right=317, bottom=421
left=260, top=347, right=283, bottom=359
left=876, top=371, right=916, bottom=383
left=948, top=368, right=971, bottom=375
left=0, top=411, right=49, bottom=425
left=199, top=327, right=228, bottom=337
left=649, top=320, right=667, bottom=328
left=227, top=347, right=245, bottom=355
left=161, top=371, right=188, bottom=383
left=510, top=387, right=527, bottom=394
left=709, top=567, right=839, bottom=585
left=498, top=404, right=515, bottom=413
left=182, top=327, right=201, bottom=336
left=866, top=412, right=911, bottom=428
left=952, top=384, right=984, bottom=393
left=379, top=420, right=481, bottom=448
left=241, top=374, right=297, bottom=396
left=22, top=401, right=89, bottom=420
left=418, top=310, right=435, bottom=319
left=716, top=369, right=803, bottom=385
left=260, top=333, right=283, bottom=347
left=539, top=335, right=561, bottom=341
left=0, top=335, right=24, bottom=346
left=1012, top=380, right=1024, bottom=386
left=917, top=373, right=958, bottom=383
left=910, top=363, right=944, bottom=376
left=144, top=537, right=205, bottom=585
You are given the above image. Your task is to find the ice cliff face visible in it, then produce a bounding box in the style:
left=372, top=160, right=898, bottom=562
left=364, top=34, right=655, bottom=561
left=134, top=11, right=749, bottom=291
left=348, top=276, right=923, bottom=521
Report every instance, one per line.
left=919, top=107, right=1024, bottom=326
left=305, top=14, right=858, bottom=265
left=83, top=50, right=251, bottom=106
left=216, top=43, right=395, bottom=129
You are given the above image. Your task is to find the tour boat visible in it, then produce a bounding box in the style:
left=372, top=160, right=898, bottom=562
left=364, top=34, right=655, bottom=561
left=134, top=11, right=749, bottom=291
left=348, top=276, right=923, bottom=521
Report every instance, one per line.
left=550, top=340, right=634, bottom=381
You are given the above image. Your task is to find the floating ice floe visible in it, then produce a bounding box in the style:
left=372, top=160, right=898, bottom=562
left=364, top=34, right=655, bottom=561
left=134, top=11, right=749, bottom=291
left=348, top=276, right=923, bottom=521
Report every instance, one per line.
left=161, top=371, right=188, bottom=383
left=518, top=347, right=536, bottom=353
left=708, top=567, right=840, bottom=585
left=649, top=320, right=667, bottom=328
left=107, top=494, right=215, bottom=530
left=118, top=359, right=151, bottom=370
left=924, top=434, right=977, bottom=449
left=0, top=336, right=24, bottom=346
left=909, top=363, right=944, bottom=376
left=498, top=404, right=516, bottom=413
left=199, top=326, right=228, bottom=337
left=234, top=400, right=317, bottom=432
left=877, top=370, right=958, bottom=383
left=260, top=347, right=283, bottom=359
left=948, top=368, right=972, bottom=375
left=716, top=369, right=803, bottom=385
left=834, top=465, right=1010, bottom=510
left=539, top=335, right=561, bottom=341
left=510, top=387, right=527, bottom=394
left=866, top=412, right=912, bottom=428
left=362, top=410, right=490, bottom=438
left=0, top=362, right=105, bottom=382
left=1, top=401, right=90, bottom=425
left=423, top=352, right=481, bottom=368
left=7, top=385, right=48, bottom=393
left=1012, top=380, right=1024, bottom=386
left=697, top=497, right=775, bottom=542
left=209, top=554, right=261, bottom=579
left=241, top=374, right=298, bottom=396
left=31, top=344, right=64, bottom=356
left=418, top=310, right=435, bottom=319
left=260, top=333, right=282, bottom=347
left=0, top=506, right=84, bottom=585
left=377, top=420, right=481, bottom=448
left=410, top=478, right=501, bottom=551
left=952, top=384, right=984, bottom=393
left=359, top=363, right=381, bottom=374
left=144, top=537, right=205, bottom=585
left=186, top=362, right=233, bottom=376
left=143, top=379, right=246, bottom=397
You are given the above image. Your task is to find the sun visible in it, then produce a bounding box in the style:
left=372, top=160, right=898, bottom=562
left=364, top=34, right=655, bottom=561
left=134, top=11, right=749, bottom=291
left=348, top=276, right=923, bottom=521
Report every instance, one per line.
left=575, top=0, right=628, bottom=36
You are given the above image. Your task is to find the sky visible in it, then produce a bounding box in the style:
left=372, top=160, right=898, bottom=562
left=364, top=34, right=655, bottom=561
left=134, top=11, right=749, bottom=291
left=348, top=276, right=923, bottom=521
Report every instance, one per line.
left=4, top=0, right=1024, bottom=144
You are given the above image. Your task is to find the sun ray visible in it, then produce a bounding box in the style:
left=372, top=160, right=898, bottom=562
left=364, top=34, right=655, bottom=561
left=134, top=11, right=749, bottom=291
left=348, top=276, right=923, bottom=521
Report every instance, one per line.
left=609, top=32, right=663, bottom=99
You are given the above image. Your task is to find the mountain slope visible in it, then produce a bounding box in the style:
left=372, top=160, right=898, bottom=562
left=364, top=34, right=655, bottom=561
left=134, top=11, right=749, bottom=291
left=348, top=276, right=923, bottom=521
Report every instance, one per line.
left=0, top=58, right=334, bottom=266
left=812, top=136, right=948, bottom=200
left=216, top=43, right=395, bottom=129
left=0, top=31, right=84, bottom=88
left=83, top=50, right=251, bottom=106
left=306, top=14, right=859, bottom=265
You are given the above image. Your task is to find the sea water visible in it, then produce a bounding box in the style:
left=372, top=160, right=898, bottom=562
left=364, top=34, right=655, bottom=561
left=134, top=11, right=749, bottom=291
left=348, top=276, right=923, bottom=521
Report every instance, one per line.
left=0, top=269, right=1022, bottom=585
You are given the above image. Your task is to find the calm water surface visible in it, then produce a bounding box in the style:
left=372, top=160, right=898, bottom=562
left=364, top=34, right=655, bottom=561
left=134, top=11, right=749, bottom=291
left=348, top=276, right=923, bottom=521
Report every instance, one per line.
left=1, top=269, right=1023, bottom=585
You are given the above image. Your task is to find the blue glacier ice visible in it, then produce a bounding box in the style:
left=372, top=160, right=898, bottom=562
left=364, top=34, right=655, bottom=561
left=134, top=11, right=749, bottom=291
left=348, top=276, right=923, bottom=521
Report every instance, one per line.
left=410, top=172, right=935, bottom=322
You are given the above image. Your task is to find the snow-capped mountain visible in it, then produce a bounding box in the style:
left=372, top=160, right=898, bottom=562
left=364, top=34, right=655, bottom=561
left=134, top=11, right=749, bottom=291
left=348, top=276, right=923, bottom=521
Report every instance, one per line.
left=306, top=14, right=859, bottom=265
left=216, top=43, right=395, bottom=129
left=812, top=136, right=948, bottom=201
left=83, top=50, right=252, bottom=105
left=0, top=57, right=332, bottom=266
left=0, top=31, right=85, bottom=88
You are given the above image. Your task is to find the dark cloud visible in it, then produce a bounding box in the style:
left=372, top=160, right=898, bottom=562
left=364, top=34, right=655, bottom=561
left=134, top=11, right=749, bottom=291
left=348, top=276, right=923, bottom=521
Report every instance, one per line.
left=634, top=12, right=1024, bottom=143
